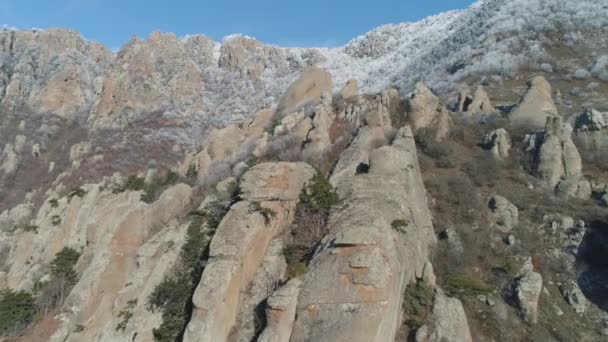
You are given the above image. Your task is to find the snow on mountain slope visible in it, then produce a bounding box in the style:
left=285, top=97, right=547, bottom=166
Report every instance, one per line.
left=321, top=0, right=608, bottom=95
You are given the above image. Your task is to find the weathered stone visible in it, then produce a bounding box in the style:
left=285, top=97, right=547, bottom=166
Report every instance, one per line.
left=184, top=162, right=314, bottom=342
left=338, top=79, right=359, bottom=101
left=406, top=83, right=452, bottom=140
left=276, top=68, right=333, bottom=116
left=482, top=128, right=511, bottom=159
left=1, top=181, right=193, bottom=341
left=488, top=195, right=518, bottom=232
left=525, top=116, right=585, bottom=193
left=458, top=85, right=495, bottom=115
left=258, top=279, right=302, bottom=342
left=415, top=289, right=473, bottom=342
left=560, top=281, right=587, bottom=315
left=337, top=88, right=403, bottom=128
left=291, top=127, right=436, bottom=342
left=514, top=266, right=543, bottom=325
left=510, top=76, right=558, bottom=128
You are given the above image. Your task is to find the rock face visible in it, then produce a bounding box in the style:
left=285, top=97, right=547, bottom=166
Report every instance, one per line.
left=290, top=126, right=436, bottom=342
left=337, top=79, right=359, bottom=101
left=488, top=195, right=518, bottom=232
left=275, top=68, right=333, bottom=116
left=458, top=85, right=495, bottom=115
left=0, top=135, right=27, bottom=177
left=574, top=108, right=608, bottom=160
left=415, top=289, right=473, bottom=342
left=0, top=29, right=112, bottom=119
left=337, top=88, right=403, bottom=128
left=258, top=279, right=302, bottom=342
left=184, top=162, right=315, bottom=342
left=406, top=83, right=452, bottom=140
left=0, top=181, right=193, bottom=341
left=510, top=76, right=558, bottom=128
left=524, top=116, right=588, bottom=197
left=560, top=281, right=588, bottom=315
left=482, top=128, right=511, bottom=159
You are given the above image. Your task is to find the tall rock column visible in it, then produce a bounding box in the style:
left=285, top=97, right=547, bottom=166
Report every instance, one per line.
left=290, top=126, right=436, bottom=342
left=524, top=116, right=590, bottom=198
left=183, top=162, right=315, bottom=342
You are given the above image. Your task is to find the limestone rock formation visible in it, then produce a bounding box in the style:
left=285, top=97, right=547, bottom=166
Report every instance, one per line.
left=290, top=126, right=436, bottom=342
left=510, top=76, right=558, bottom=127
left=184, top=162, right=315, bottom=342
left=573, top=108, right=608, bottom=160
left=488, top=195, right=518, bottom=232
left=524, top=116, right=587, bottom=196
left=406, top=83, right=452, bottom=140
left=0, top=135, right=27, bottom=177
left=457, top=85, right=496, bottom=115
left=575, top=108, right=608, bottom=132
left=0, top=203, right=33, bottom=232
left=0, top=29, right=112, bottom=119
left=513, top=261, right=543, bottom=325
left=415, top=289, right=473, bottom=342
left=0, top=181, right=193, bottom=341
left=560, top=281, right=588, bottom=315
left=337, top=79, right=359, bottom=101
left=482, top=128, right=511, bottom=159
left=275, top=68, right=333, bottom=116
left=258, top=279, right=302, bottom=342
left=337, top=88, right=403, bottom=128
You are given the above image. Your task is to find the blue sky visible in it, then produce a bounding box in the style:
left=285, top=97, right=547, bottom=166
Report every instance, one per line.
left=1, top=0, right=476, bottom=50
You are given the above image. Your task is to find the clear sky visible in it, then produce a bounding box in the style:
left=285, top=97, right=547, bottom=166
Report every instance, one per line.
left=1, top=0, right=476, bottom=50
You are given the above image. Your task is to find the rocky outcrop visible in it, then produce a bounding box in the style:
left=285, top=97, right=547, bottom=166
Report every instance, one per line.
left=512, top=259, right=543, bottom=325
left=337, top=79, right=359, bottom=101
left=482, top=128, right=511, bottom=159
left=524, top=116, right=588, bottom=197
left=0, top=135, right=27, bottom=177
left=560, top=281, right=587, bottom=315
left=258, top=279, right=302, bottom=342
left=90, top=31, right=208, bottom=128
left=0, top=180, right=193, bottom=341
left=573, top=108, right=608, bottom=160
left=488, top=195, right=518, bottom=232
left=290, top=126, right=436, bottom=342
left=0, top=29, right=112, bottom=119
left=337, top=88, right=403, bottom=128
left=406, top=83, right=452, bottom=140
left=184, top=162, right=315, bottom=342
left=510, top=76, right=558, bottom=128
left=457, top=85, right=495, bottom=115
left=415, top=289, right=473, bottom=342
left=0, top=202, right=33, bottom=232
left=275, top=68, right=333, bottom=116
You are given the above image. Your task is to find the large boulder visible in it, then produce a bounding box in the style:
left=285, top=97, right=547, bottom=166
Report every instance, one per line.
left=457, top=85, right=496, bottom=115
left=512, top=260, right=543, bottom=325
left=337, top=79, right=359, bottom=101
left=290, top=127, right=436, bottom=342
left=573, top=108, right=608, bottom=161
left=276, top=68, right=333, bottom=116
left=415, top=289, right=473, bottom=342
left=184, top=162, right=315, bottom=342
left=488, top=195, right=518, bottom=232
left=510, top=76, right=558, bottom=128
left=406, top=83, right=452, bottom=140
left=524, top=116, right=586, bottom=195
left=337, top=88, right=403, bottom=128
left=482, top=128, right=511, bottom=159
left=560, top=281, right=588, bottom=315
